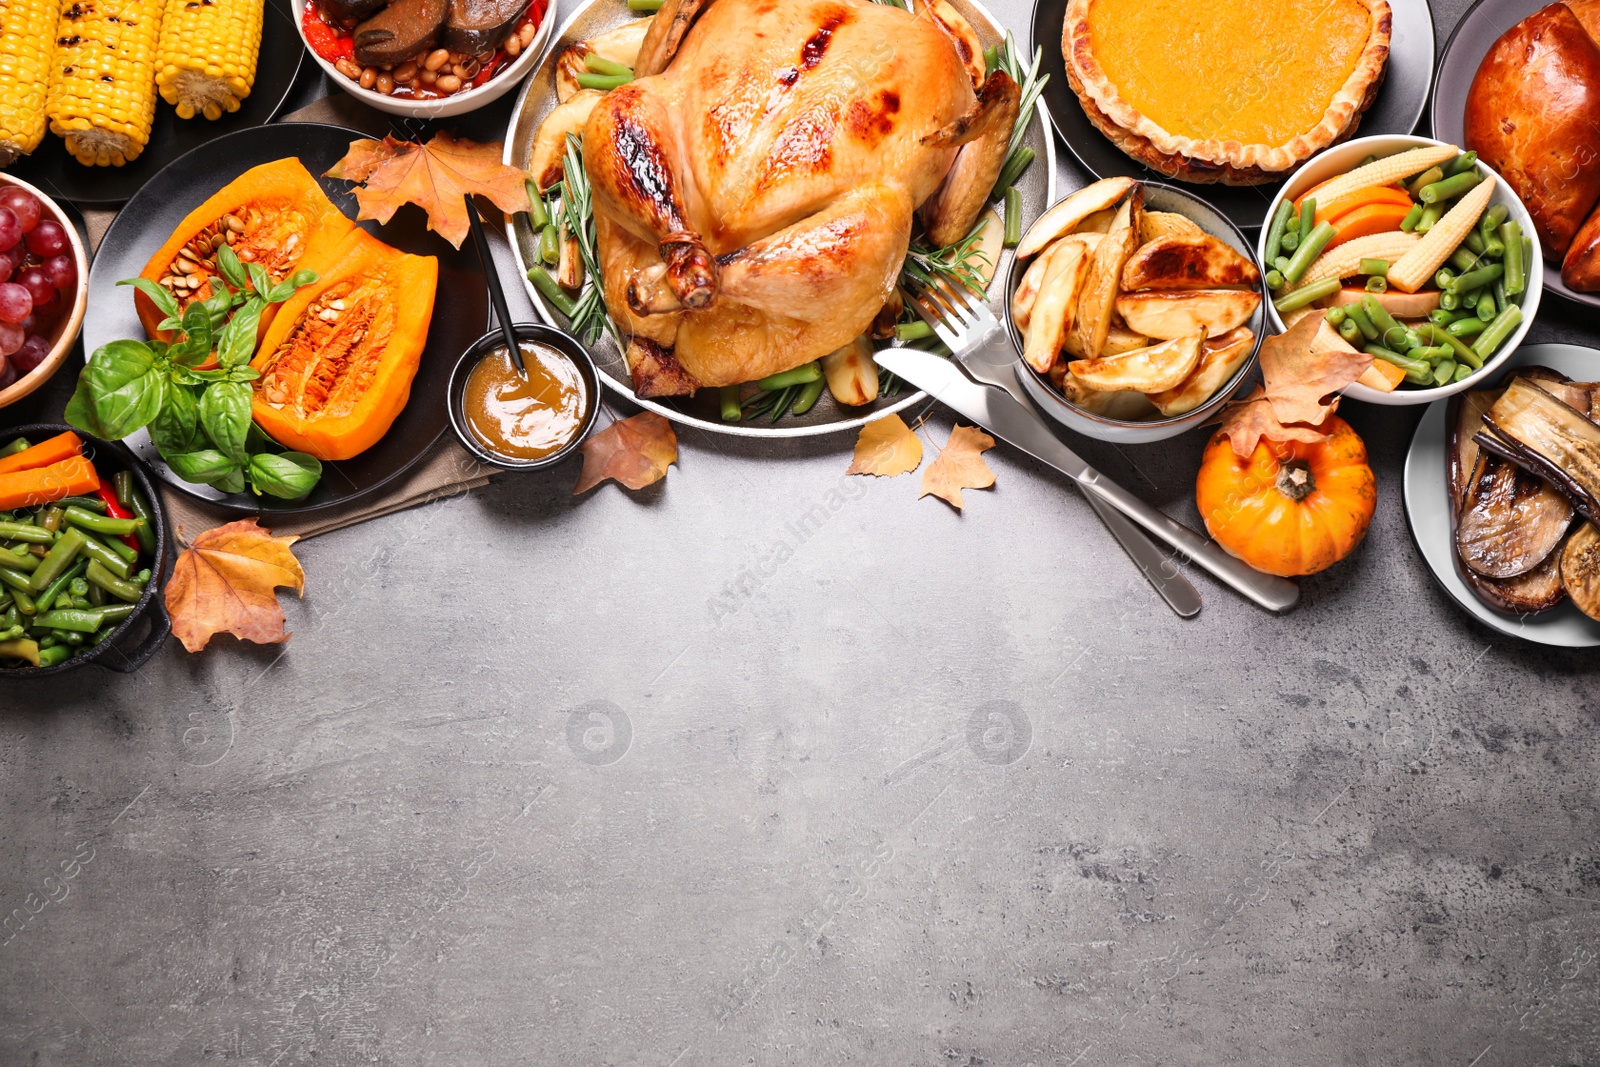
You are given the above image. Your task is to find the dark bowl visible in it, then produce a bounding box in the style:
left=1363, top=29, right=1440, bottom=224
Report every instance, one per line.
left=0, top=423, right=171, bottom=678
left=447, top=324, right=603, bottom=472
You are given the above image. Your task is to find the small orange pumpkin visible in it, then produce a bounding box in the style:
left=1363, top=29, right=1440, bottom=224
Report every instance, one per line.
left=250, top=228, right=437, bottom=461
left=1195, top=415, right=1377, bottom=578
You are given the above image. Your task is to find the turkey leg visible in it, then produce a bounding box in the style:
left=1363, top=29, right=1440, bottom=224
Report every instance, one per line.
left=584, top=84, right=720, bottom=309
left=920, top=70, right=1019, bottom=245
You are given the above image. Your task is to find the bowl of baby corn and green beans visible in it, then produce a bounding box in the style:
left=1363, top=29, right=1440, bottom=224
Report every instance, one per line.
left=0, top=425, right=170, bottom=677
left=1259, top=134, right=1543, bottom=405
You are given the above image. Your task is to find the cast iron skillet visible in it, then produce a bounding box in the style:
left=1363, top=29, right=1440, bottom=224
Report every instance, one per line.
left=0, top=423, right=171, bottom=677
left=84, top=122, right=489, bottom=517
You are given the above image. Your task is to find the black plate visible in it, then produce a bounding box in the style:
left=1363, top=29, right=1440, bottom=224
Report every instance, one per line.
left=84, top=122, right=488, bottom=517
left=2, top=2, right=302, bottom=206
left=1033, top=0, right=1436, bottom=229
left=1431, top=0, right=1600, bottom=311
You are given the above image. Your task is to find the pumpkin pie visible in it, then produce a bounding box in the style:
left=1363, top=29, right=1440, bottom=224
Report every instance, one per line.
left=1063, top=0, right=1392, bottom=185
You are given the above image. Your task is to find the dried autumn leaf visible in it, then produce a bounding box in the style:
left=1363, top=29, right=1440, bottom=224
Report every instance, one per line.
left=921, top=424, right=997, bottom=509
left=1259, top=313, right=1372, bottom=426
left=574, top=411, right=678, bottom=494
left=325, top=132, right=531, bottom=249
left=164, top=519, right=305, bottom=653
left=1212, top=386, right=1331, bottom=459
left=847, top=414, right=923, bottom=476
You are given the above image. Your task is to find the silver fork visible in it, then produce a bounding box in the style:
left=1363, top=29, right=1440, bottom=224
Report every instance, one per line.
left=877, top=274, right=1300, bottom=615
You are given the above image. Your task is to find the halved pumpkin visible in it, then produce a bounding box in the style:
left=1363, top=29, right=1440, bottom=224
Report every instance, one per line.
left=249, top=229, right=438, bottom=461
left=137, top=158, right=356, bottom=341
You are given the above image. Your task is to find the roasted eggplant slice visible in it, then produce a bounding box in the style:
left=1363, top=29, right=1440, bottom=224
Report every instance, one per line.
left=1477, top=376, right=1600, bottom=525
left=1446, top=377, right=1568, bottom=616
left=1455, top=451, right=1574, bottom=577
left=1560, top=522, right=1600, bottom=621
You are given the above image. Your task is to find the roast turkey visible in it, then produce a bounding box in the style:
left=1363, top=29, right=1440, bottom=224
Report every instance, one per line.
left=582, top=0, right=1018, bottom=396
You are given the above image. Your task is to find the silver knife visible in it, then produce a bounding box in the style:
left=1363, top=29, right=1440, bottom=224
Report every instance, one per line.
left=877, top=347, right=1300, bottom=614
left=920, top=339, right=1204, bottom=618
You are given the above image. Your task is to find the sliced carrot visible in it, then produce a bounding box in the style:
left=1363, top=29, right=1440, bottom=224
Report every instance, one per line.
left=1357, top=360, right=1407, bottom=393
left=1325, top=203, right=1414, bottom=249
left=0, top=431, right=82, bottom=476
left=0, top=455, right=101, bottom=510
left=1314, top=186, right=1414, bottom=227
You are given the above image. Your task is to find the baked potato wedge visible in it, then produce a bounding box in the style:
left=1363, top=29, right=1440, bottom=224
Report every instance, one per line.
left=531, top=90, right=604, bottom=190
left=1015, top=177, right=1135, bottom=258
left=924, top=0, right=986, bottom=87
left=1013, top=233, right=1102, bottom=330
left=1121, top=234, right=1260, bottom=291
left=1068, top=329, right=1205, bottom=393
left=1114, top=288, right=1260, bottom=340
left=556, top=18, right=653, bottom=101
left=1071, top=192, right=1141, bottom=361
left=1022, top=240, right=1092, bottom=373
left=1140, top=211, right=1204, bottom=243
left=1063, top=321, right=1147, bottom=359
left=1148, top=327, right=1254, bottom=416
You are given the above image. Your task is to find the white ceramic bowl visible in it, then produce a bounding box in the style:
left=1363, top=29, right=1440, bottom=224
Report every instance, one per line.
left=1259, top=133, right=1543, bottom=406
left=290, top=0, right=555, bottom=118
left=1004, top=181, right=1266, bottom=444
left=0, top=174, right=89, bottom=410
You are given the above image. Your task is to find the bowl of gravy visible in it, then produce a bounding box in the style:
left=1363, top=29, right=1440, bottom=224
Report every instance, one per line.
left=447, top=323, right=601, bottom=471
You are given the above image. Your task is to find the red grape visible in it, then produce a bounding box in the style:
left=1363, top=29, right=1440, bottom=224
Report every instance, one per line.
left=24, top=220, right=66, bottom=259
left=27, top=288, right=59, bottom=323
left=42, top=254, right=76, bottom=291
left=0, top=282, right=29, bottom=323
left=11, top=334, right=50, bottom=373
left=19, top=268, right=53, bottom=307
left=16, top=311, right=36, bottom=335
left=0, top=359, right=15, bottom=391
left=0, top=255, right=12, bottom=287
left=0, top=188, right=41, bottom=234
left=0, top=320, right=22, bottom=357
left=0, top=208, right=19, bottom=252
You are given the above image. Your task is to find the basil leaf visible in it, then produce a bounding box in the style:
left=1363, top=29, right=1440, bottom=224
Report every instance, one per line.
left=214, top=243, right=250, bottom=292
left=246, top=423, right=278, bottom=453
left=198, top=380, right=252, bottom=464
left=227, top=366, right=260, bottom=382
left=249, top=452, right=321, bottom=500
left=149, top=383, right=204, bottom=457
left=265, top=269, right=319, bottom=304
left=117, top=277, right=179, bottom=321
left=64, top=367, right=112, bottom=439
left=86, top=339, right=167, bottom=440
left=167, top=300, right=215, bottom=367
left=215, top=469, right=247, bottom=495
left=203, top=281, right=238, bottom=331
left=245, top=261, right=272, bottom=298
left=166, top=449, right=238, bottom=487
left=216, top=297, right=264, bottom=368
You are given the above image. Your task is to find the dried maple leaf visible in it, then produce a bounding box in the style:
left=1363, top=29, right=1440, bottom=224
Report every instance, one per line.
left=325, top=132, right=531, bottom=248
left=574, top=411, right=678, bottom=494
left=1258, top=312, right=1372, bottom=426
left=1211, top=386, right=1332, bottom=458
left=164, top=519, right=305, bottom=653
left=920, top=424, right=997, bottom=509
left=847, top=414, right=923, bottom=477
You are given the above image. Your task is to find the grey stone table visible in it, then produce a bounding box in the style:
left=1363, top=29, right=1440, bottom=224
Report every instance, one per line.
left=4, top=0, right=1599, bottom=1062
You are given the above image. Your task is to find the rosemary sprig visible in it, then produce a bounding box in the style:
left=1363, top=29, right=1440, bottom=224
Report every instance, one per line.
left=556, top=133, right=617, bottom=346
left=900, top=217, right=991, bottom=297
left=996, top=32, right=1047, bottom=168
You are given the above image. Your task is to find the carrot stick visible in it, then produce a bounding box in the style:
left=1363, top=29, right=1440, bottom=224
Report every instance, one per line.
left=0, top=431, right=82, bottom=476
left=0, top=456, right=101, bottom=510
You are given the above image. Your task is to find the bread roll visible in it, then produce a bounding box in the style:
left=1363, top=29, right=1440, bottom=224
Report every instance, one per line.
left=1465, top=2, right=1600, bottom=258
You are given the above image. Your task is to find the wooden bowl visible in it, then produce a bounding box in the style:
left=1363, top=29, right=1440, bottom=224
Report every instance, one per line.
left=0, top=173, right=90, bottom=410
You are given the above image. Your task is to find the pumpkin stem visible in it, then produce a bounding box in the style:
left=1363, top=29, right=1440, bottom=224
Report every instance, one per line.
left=1275, top=461, right=1316, bottom=502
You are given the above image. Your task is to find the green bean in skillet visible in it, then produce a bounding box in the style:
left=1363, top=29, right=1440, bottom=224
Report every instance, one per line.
left=85, top=561, right=142, bottom=604
left=77, top=534, right=131, bottom=580
left=32, top=560, right=87, bottom=615
left=63, top=505, right=144, bottom=539
left=0, top=438, right=28, bottom=458
left=27, top=528, right=85, bottom=594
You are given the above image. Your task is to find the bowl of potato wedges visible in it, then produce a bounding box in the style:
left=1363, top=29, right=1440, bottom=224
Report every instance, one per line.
left=1005, top=178, right=1265, bottom=444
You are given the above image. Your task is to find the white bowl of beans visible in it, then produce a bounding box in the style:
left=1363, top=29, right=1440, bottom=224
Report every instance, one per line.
left=292, top=0, right=555, bottom=117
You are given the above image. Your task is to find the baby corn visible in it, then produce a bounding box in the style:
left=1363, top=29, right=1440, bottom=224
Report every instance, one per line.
left=155, top=0, right=262, bottom=121
left=1387, top=181, right=1495, bottom=294
left=45, top=0, right=161, bottom=166
left=1288, top=231, right=1421, bottom=292
left=0, top=0, right=57, bottom=164
left=1297, top=145, right=1459, bottom=211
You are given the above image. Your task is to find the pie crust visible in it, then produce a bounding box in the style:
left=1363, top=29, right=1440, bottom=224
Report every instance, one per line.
left=1063, top=0, right=1393, bottom=185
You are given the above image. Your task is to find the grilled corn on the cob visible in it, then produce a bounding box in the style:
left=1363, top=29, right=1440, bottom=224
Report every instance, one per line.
left=45, top=0, right=160, bottom=166
left=0, top=0, right=57, bottom=165
left=155, top=0, right=261, bottom=121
